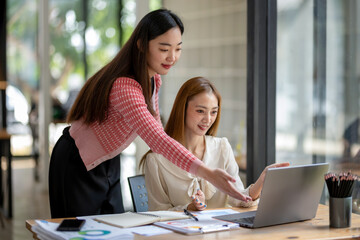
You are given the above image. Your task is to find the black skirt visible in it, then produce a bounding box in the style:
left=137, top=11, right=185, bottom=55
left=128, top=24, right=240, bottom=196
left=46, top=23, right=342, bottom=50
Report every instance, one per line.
left=48, top=126, right=124, bottom=218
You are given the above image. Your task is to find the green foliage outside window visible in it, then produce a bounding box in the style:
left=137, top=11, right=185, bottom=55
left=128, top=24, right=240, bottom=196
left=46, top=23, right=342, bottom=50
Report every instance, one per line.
left=7, top=0, right=162, bottom=116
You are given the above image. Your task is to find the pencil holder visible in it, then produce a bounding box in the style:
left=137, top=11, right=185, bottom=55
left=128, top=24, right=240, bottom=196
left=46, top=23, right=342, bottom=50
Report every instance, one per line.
left=329, top=196, right=352, bottom=228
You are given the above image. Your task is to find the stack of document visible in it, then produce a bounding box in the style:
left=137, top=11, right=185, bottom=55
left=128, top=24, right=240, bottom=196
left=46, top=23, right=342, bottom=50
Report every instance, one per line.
left=31, top=209, right=241, bottom=238
left=31, top=219, right=134, bottom=240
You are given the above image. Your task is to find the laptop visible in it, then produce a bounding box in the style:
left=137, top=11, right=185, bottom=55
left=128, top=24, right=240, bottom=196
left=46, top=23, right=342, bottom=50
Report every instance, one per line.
left=214, top=163, right=329, bottom=228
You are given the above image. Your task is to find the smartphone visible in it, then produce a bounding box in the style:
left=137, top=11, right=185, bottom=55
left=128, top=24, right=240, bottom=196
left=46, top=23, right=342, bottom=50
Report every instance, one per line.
left=56, top=219, right=86, bottom=231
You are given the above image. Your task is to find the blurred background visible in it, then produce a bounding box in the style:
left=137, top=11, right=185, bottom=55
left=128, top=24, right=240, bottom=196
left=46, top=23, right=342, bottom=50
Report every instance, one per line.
left=0, top=0, right=359, bottom=239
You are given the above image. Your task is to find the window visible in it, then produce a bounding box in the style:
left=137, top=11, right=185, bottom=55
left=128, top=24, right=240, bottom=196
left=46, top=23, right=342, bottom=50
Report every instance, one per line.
left=277, top=0, right=360, bottom=214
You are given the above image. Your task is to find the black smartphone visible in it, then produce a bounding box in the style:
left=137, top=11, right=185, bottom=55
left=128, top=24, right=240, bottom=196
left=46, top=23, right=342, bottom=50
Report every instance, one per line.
left=56, top=219, right=86, bottom=231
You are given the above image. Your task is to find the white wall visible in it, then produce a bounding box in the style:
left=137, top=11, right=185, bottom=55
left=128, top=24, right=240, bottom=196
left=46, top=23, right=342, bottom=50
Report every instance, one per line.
left=161, top=0, right=248, bottom=163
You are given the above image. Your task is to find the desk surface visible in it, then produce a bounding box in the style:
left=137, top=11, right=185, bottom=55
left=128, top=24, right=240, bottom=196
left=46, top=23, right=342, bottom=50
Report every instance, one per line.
left=26, top=205, right=360, bottom=240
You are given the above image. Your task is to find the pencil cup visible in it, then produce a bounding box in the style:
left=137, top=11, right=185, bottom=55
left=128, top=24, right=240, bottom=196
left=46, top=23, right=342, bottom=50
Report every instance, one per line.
left=329, top=196, right=352, bottom=228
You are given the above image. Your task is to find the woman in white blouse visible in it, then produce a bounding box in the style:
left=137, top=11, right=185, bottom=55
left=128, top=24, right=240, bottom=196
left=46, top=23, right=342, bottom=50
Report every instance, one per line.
left=140, top=77, right=289, bottom=211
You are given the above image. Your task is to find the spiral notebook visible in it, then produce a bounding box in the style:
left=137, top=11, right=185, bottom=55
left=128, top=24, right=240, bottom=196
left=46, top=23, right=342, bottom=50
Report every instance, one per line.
left=95, top=211, right=190, bottom=228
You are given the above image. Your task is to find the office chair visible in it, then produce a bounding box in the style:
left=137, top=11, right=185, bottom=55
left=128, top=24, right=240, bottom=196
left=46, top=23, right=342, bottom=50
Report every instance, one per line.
left=127, top=174, right=148, bottom=212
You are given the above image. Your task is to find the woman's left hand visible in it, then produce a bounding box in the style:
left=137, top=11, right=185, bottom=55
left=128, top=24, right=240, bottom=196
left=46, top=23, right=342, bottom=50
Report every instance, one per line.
left=257, top=162, right=290, bottom=187
left=249, top=162, right=290, bottom=200
left=261, top=162, right=290, bottom=180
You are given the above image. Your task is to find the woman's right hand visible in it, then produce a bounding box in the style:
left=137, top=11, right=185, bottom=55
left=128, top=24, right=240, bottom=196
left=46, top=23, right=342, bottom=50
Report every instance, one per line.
left=196, top=164, right=252, bottom=202
left=187, top=189, right=206, bottom=211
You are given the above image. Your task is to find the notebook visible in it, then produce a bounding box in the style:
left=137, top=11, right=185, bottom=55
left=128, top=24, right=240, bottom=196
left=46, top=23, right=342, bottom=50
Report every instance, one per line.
left=214, top=163, right=329, bottom=228
left=95, top=211, right=190, bottom=228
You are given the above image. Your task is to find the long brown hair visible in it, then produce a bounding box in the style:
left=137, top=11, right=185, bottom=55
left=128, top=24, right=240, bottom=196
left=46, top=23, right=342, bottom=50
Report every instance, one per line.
left=67, top=9, right=184, bottom=124
left=139, top=76, right=222, bottom=170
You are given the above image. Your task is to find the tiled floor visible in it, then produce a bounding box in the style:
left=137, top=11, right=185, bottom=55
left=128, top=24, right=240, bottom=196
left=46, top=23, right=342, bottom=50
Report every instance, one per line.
left=0, top=159, right=50, bottom=240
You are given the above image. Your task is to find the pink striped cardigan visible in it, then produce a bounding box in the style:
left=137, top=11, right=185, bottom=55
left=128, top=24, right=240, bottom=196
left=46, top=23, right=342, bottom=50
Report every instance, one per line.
left=69, top=74, right=203, bottom=174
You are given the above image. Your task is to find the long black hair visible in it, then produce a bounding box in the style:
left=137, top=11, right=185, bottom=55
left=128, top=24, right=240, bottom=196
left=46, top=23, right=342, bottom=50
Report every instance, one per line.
left=67, top=9, right=184, bottom=124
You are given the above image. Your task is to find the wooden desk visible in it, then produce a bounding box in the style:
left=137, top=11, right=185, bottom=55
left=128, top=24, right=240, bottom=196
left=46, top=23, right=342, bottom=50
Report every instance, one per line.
left=26, top=205, right=360, bottom=240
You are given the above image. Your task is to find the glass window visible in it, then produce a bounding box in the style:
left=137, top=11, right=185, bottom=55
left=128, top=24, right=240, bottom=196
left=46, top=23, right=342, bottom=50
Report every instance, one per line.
left=87, top=0, right=121, bottom=77
left=49, top=0, right=84, bottom=116
left=277, top=0, right=360, bottom=214
left=7, top=0, right=38, bottom=155
left=7, top=0, right=130, bottom=156
left=276, top=0, right=314, bottom=164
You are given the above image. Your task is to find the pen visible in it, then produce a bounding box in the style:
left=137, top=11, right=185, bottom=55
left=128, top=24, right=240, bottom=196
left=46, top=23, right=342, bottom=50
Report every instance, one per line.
left=183, top=209, right=199, bottom=221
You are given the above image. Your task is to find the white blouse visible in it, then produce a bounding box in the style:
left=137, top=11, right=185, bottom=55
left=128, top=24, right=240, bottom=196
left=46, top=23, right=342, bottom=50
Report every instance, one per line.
left=144, top=135, right=258, bottom=211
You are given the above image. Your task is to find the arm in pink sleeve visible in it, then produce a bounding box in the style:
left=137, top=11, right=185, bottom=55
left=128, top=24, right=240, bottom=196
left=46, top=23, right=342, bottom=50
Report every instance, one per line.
left=112, top=79, right=203, bottom=174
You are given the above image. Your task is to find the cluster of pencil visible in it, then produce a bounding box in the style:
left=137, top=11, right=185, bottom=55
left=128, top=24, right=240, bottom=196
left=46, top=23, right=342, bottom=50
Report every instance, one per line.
left=324, top=172, right=358, bottom=198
